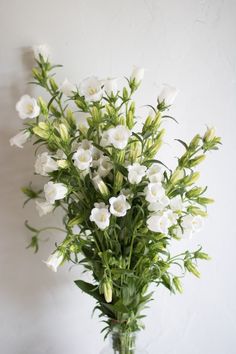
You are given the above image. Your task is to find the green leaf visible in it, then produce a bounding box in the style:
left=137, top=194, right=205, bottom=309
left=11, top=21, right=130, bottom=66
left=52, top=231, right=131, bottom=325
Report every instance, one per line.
left=175, top=139, right=188, bottom=149
left=74, top=280, right=103, bottom=302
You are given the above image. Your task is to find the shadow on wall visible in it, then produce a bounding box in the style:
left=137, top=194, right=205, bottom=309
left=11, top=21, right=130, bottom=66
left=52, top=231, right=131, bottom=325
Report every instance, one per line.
left=0, top=48, right=80, bottom=353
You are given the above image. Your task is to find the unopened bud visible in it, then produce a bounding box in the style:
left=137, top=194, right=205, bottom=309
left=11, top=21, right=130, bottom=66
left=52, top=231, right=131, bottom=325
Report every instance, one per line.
left=173, top=277, right=183, bottom=293
left=57, top=159, right=69, bottom=169
left=170, top=168, right=184, bottom=184
left=59, top=123, right=69, bottom=141
left=103, top=280, right=112, bottom=303
left=188, top=155, right=205, bottom=168
left=203, top=127, right=216, bottom=142
left=38, top=97, right=48, bottom=116
left=92, top=176, right=109, bottom=198
left=185, top=260, right=200, bottom=278
left=33, top=126, right=50, bottom=139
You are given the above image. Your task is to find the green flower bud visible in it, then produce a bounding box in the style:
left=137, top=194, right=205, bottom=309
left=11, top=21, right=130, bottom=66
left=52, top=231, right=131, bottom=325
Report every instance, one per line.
left=183, top=172, right=200, bottom=185
left=92, top=176, right=109, bottom=198
left=188, top=155, right=205, bottom=167
left=32, top=67, right=42, bottom=81
left=189, top=134, right=201, bottom=149
left=194, top=251, right=211, bottom=260
left=173, top=277, right=183, bottom=293
left=203, top=127, right=216, bottom=142
left=103, top=279, right=112, bottom=303
left=57, top=159, right=69, bottom=169
left=33, top=126, right=50, bottom=139
left=59, top=123, right=69, bottom=141
left=126, top=111, right=134, bottom=129
left=170, top=168, right=184, bottom=184
left=122, top=87, right=129, bottom=101
left=38, top=121, right=49, bottom=130
left=185, top=260, right=200, bottom=278
left=49, top=77, right=58, bottom=92
left=186, top=187, right=204, bottom=198
left=187, top=206, right=207, bottom=217
left=38, top=97, right=48, bottom=116
left=197, top=197, right=214, bottom=205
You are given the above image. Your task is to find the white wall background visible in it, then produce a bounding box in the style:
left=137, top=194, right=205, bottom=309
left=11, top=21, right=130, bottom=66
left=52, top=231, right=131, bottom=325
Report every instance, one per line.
left=0, top=0, right=236, bottom=353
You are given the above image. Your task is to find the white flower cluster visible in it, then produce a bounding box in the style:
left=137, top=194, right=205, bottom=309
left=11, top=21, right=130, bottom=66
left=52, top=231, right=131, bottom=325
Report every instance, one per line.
left=90, top=195, right=131, bottom=230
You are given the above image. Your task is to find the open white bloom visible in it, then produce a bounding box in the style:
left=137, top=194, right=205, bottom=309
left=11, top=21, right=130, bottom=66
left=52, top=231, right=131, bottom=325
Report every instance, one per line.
left=73, top=148, right=92, bottom=170
left=97, top=156, right=112, bottom=177
left=158, top=84, right=178, bottom=106
left=35, top=200, right=54, bottom=217
left=60, top=78, right=76, bottom=96
left=33, top=44, right=50, bottom=61
left=127, top=163, right=147, bottom=184
left=147, top=213, right=171, bottom=234
left=170, top=195, right=185, bottom=212
left=79, top=76, right=103, bottom=102
left=108, top=125, right=131, bottom=150
left=90, top=204, right=110, bottom=230
left=103, top=78, right=118, bottom=95
left=44, top=182, right=68, bottom=204
left=148, top=195, right=170, bottom=212
left=181, top=215, right=204, bottom=237
left=35, top=152, right=58, bottom=176
left=9, top=130, right=30, bottom=148
left=145, top=182, right=165, bottom=203
left=109, top=195, right=131, bottom=217
left=146, top=164, right=164, bottom=183
left=44, top=251, right=64, bottom=272
left=131, top=66, right=145, bottom=83
left=16, top=95, right=40, bottom=119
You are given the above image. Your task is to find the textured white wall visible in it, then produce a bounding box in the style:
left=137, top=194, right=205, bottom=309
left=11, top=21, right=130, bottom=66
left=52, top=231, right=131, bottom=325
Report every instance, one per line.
left=0, top=0, right=236, bottom=353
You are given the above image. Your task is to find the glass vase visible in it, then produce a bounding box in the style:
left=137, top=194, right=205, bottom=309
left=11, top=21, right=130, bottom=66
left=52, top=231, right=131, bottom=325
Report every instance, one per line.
left=100, top=330, right=148, bottom=354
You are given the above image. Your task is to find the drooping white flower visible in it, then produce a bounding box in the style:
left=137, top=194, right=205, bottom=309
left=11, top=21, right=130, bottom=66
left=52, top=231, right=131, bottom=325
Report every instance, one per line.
left=60, top=78, right=76, bottom=96
left=73, top=148, right=92, bottom=170
left=127, top=163, right=147, bottom=184
left=145, top=182, right=165, bottom=203
left=147, top=213, right=171, bottom=234
left=90, top=204, right=110, bottom=230
left=77, top=113, right=90, bottom=133
left=109, top=195, right=131, bottom=217
left=33, top=44, right=50, bottom=61
left=72, top=225, right=81, bottom=234
left=16, top=95, right=40, bottom=119
left=120, top=188, right=134, bottom=199
left=44, top=251, right=64, bottom=272
left=148, top=195, right=170, bottom=212
left=78, top=139, right=93, bottom=151
left=44, top=182, right=68, bottom=204
left=146, top=164, right=164, bottom=183
left=131, top=66, right=145, bottom=83
left=103, top=78, right=118, bottom=95
left=9, top=130, right=30, bottom=148
left=158, top=84, right=178, bottom=106
left=35, top=152, right=58, bottom=176
left=35, top=200, right=54, bottom=217
left=181, top=214, right=204, bottom=238
left=170, top=195, right=185, bottom=212
left=108, top=125, right=131, bottom=150
left=79, top=76, right=103, bottom=102
left=97, top=156, right=112, bottom=177
left=100, top=130, right=110, bottom=147
left=91, top=148, right=104, bottom=168
left=164, top=209, right=178, bottom=226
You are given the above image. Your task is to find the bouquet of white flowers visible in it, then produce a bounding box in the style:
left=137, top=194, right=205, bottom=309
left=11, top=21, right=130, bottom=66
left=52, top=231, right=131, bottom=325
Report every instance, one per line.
left=11, top=45, right=221, bottom=354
